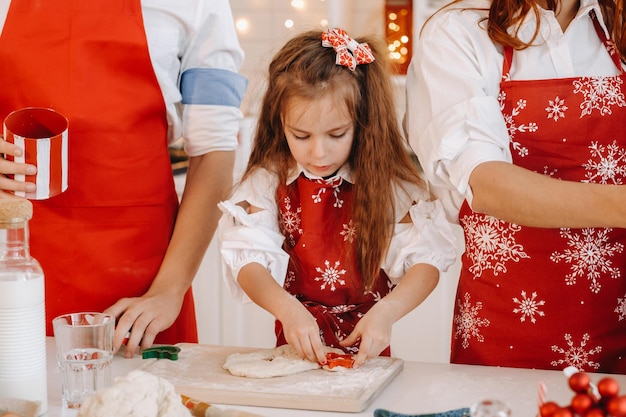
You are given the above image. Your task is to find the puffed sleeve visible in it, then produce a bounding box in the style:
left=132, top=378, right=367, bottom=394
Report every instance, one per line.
left=217, top=169, right=290, bottom=303
left=382, top=184, right=460, bottom=284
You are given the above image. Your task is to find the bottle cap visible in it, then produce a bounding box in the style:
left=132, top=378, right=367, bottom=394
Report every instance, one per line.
left=0, top=198, right=33, bottom=221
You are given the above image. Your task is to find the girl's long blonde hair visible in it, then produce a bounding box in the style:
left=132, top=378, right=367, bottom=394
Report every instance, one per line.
left=241, top=29, right=424, bottom=290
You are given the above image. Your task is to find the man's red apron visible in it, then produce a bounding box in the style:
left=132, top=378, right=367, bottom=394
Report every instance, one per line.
left=276, top=174, right=392, bottom=355
left=454, top=10, right=626, bottom=373
left=0, top=0, right=197, bottom=343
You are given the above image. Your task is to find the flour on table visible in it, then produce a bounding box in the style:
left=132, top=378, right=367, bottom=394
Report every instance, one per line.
left=223, top=345, right=343, bottom=378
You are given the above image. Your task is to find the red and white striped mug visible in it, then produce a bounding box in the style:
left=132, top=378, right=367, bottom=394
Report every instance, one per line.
left=3, top=107, right=69, bottom=200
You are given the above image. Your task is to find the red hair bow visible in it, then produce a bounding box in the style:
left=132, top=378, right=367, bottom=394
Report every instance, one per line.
left=321, top=28, right=375, bottom=71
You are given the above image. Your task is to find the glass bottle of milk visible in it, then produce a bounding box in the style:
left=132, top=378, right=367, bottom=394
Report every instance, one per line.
left=0, top=199, right=47, bottom=415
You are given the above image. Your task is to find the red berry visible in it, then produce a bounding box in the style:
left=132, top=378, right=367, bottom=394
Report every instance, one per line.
left=540, top=401, right=560, bottom=417
left=597, top=377, right=620, bottom=399
left=607, top=395, right=626, bottom=417
left=583, top=407, right=605, bottom=417
left=571, top=393, right=595, bottom=415
left=553, top=406, right=574, bottom=417
left=569, top=372, right=592, bottom=393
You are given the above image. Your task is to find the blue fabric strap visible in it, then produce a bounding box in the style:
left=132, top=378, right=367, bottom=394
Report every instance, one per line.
left=374, top=408, right=471, bottom=417
left=180, top=68, right=248, bottom=107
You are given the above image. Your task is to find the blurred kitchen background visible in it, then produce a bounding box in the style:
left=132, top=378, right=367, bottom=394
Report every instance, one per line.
left=177, top=0, right=462, bottom=364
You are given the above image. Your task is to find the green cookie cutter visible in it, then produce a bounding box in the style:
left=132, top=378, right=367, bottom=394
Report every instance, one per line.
left=141, top=345, right=181, bottom=360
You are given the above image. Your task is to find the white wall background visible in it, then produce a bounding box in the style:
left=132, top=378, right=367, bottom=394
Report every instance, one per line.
left=183, top=0, right=464, bottom=365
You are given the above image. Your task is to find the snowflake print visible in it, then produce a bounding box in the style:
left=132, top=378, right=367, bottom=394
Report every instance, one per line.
left=545, top=96, right=568, bottom=121
left=616, top=294, right=626, bottom=321
left=284, top=270, right=296, bottom=290
left=462, top=213, right=530, bottom=277
left=583, top=141, right=626, bottom=184
left=281, top=196, right=302, bottom=246
left=314, top=260, right=346, bottom=291
left=363, top=281, right=393, bottom=300
left=512, top=291, right=546, bottom=323
left=604, top=39, right=619, bottom=59
left=340, top=220, right=356, bottom=243
left=573, top=76, right=626, bottom=117
left=329, top=304, right=353, bottom=316
left=542, top=166, right=558, bottom=177
left=498, top=92, right=538, bottom=158
left=550, top=228, right=623, bottom=293
left=341, top=341, right=359, bottom=354
left=311, top=178, right=344, bottom=208
left=454, top=292, right=490, bottom=349
left=365, top=290, right=383, bottom=302
left=312, top=187, right=326, bottom=203
left=551, top=333, right=602, bottom=371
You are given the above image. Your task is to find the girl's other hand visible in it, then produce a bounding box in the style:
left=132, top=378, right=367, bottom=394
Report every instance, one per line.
left=0, top=139, right=37, bottom=194
left=340, top=308, right=393, bottom=368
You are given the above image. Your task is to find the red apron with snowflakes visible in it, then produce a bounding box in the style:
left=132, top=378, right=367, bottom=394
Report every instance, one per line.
left=453, top=11, right=626, bottom=373
left=0, top=0, right=197, bottom=343
left=276, top=174, right=393, bottom=355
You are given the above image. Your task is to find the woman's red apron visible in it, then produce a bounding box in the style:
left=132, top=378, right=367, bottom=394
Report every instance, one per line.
left=0, top=0, right=197, bottom=343
left=276, top=174, right=393, bottom=355
left=454, top=10, right=626, bottom=373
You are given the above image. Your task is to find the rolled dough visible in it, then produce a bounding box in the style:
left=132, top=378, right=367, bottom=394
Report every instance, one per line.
left=223, top=345, right=344, bottom=378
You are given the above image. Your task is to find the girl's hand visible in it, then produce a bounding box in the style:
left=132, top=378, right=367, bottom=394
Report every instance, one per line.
left=278, top=302, right=327, bottom=365
left=339, top=306, right=394, bottom=367
left=0, top=139, right=37, bottom=194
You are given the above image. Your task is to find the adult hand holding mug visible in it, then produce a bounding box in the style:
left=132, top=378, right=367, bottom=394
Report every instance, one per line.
left=2, top=107, right=68, bottom=199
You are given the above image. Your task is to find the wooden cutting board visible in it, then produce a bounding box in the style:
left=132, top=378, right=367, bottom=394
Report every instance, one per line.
left=142, top=344, right=403, bottom=413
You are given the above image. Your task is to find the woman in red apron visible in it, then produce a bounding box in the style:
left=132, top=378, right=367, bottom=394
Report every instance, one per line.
left=408, top=0, right=626, bottom=373
left=0, top=0, right=246, bottom=356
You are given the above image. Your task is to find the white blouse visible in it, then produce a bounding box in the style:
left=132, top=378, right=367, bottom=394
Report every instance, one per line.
left=218, top=166, right=459, bottom=303
left=406, top=0, right=622, bottom=221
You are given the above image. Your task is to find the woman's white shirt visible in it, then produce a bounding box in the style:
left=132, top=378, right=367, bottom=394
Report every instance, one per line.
left=218, top=167, right=459, bottom=303
left=406, top=0, right=621, bottom=221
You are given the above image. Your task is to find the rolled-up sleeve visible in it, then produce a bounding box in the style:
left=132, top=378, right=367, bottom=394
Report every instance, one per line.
left=383, top=198, right=459, bottom=283
left=218, top=201, right=289, bottom=303
left=179, top=0, right=248, bottom=156
left=143, top=0, right=248, bottom=154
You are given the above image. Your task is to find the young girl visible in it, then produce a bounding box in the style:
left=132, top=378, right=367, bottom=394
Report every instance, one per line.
left=407, top=0, right=626, bottom=372
left=218, top=28, right=458, bottom=367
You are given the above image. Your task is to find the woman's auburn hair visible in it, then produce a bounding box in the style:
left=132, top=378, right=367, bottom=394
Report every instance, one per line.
left=242, top=30, right=424, bottom=291
left=446, top=0, right=626, bottom=60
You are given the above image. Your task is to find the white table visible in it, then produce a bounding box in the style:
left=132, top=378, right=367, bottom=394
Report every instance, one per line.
left=44, top=337, right=626, bottom=417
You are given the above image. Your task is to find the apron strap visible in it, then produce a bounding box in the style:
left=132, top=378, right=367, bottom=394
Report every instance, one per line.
left=589, top=9, right=624, bottom=73
left=502, top=9, right=624, bottom=79
left=502, top=46, right=514, bottom=81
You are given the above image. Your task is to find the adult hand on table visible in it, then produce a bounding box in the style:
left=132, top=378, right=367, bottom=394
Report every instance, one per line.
left=105, top=286, right=185, bottom=358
